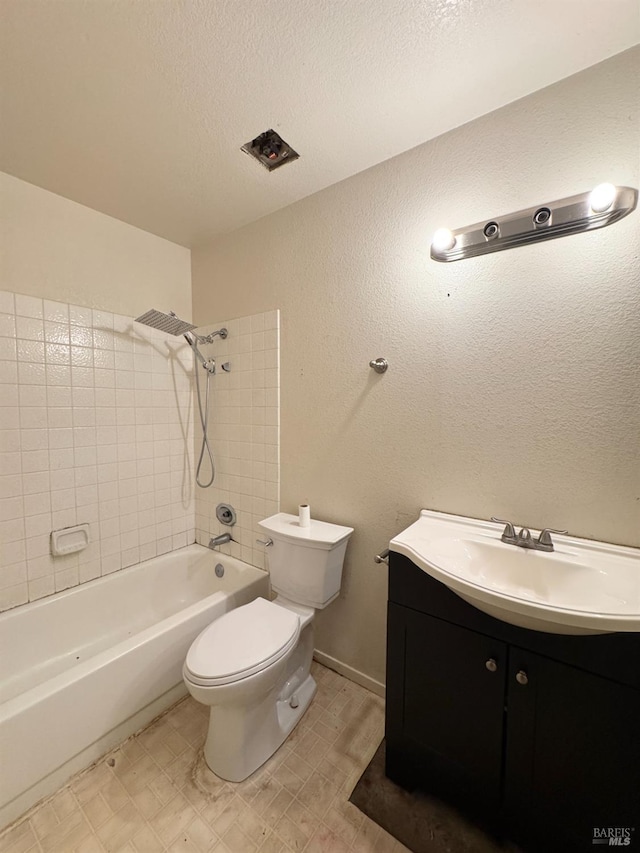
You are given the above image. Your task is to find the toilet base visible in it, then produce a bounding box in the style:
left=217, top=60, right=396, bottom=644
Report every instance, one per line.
left=203, top=672, right=317, bottom=782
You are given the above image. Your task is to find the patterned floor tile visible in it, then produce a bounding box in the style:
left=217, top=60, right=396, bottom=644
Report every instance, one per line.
left=0, top=663, right=388, bottom=853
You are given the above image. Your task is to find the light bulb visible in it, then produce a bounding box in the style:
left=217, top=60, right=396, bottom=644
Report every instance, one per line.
left=589, top=183, right=616, bottom=213
left=432, top=228, right=456, bottom=252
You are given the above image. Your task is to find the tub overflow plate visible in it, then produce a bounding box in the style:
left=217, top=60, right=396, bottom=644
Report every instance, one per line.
left=216, top=503, right=237, bottom=526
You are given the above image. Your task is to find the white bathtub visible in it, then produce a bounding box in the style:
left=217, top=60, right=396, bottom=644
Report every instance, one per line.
left=0, top=544, right=269, bottom=828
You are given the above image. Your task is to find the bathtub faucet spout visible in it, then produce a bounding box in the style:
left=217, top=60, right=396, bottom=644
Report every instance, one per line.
left=209, top=533, right=232, bottom=550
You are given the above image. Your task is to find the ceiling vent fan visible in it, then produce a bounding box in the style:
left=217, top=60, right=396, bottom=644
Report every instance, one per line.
left=241, top=129, right=299, bottom=172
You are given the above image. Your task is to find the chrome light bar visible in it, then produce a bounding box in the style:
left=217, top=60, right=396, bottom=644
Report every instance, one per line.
left=430, top=184, right=638, bottom=263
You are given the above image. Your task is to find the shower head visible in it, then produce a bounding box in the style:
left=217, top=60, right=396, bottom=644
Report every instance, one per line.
left=134, top=309, right=197, bottom=337
left=135, top=309, right=227, bottom=343
left=135, top=308, right=227, bottom=373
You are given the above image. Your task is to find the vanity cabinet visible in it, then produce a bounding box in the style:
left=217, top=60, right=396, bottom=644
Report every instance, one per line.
left=386, top=552, right=640, bottom=851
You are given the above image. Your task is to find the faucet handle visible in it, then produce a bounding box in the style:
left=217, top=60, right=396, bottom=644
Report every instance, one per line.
left=537, top=528, right=568, bottom=551
left=491, top=517, right=517, bottom=542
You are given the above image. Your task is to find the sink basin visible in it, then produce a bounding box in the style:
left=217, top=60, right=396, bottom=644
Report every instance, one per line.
left=390, top=511, right=640, bottom=634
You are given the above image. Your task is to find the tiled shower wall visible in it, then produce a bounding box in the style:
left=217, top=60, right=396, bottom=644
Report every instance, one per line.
left=0, top=291, right=195, bottom=612
left=194, top=310, right=279, bottom=570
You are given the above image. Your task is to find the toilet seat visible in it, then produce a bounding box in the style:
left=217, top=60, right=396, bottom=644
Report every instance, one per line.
left=184, top=597, right=300, bottom=687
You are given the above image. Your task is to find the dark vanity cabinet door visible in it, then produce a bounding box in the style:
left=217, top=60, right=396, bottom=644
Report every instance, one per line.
left=386, top=602, right=507, bottom=808
left=386, top=553, right=640, bottom=850
left=504, top=650, right=640, bottom=846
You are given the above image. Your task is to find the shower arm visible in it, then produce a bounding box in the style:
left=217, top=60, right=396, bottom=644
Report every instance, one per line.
left=183, top=327, right=227, bottom=373
left=194, top=329, right=228, bottom=344
left=184, top=333, right=216, bottom=373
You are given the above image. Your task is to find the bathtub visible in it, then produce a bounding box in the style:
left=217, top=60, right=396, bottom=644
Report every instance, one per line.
left=0, top=544, right=269, bottom=828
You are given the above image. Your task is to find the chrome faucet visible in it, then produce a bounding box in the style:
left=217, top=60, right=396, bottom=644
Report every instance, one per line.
left=208, top=532, right=232, bottom=549
left=516, top=527, right=533, bottom=548
left=491, top=518, right=567, bottom=552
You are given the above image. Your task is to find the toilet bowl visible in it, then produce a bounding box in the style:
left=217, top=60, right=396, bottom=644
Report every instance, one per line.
left=183, top=596, right=316, bottom=782
left=183, top=512, right=353, bottom=782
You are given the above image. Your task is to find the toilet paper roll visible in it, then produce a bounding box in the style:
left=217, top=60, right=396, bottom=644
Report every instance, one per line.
left=298, top=504, right=310, bottom=527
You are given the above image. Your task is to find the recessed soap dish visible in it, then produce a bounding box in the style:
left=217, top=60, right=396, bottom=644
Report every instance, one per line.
left=51, top=523, right=90, bottom=556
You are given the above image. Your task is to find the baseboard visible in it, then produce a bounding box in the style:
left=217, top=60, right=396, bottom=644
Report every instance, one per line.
left=313, top=650, right=385, bottom=698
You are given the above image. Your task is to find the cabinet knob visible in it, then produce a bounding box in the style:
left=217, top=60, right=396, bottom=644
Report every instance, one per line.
left=485, top=658, right=498, bottom=672
left=516, top=670, right=529, bottom=686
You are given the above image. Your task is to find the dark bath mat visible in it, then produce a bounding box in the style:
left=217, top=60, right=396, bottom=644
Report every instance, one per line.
left=349, top=741, right=521, bottom=853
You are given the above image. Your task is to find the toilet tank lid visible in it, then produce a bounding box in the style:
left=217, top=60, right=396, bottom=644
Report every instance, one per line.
left=258, top=513, right=354, bottom=549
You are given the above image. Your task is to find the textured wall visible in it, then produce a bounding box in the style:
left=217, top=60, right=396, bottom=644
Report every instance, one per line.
left=192, top=49, right=640, bottom=687
left=0, top=173, right=191, bottom=319
left=2, top=2, right=637, bottom=245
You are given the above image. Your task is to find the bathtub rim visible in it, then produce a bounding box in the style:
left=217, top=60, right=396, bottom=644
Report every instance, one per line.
left=0, top=542, right=263, bottom=622
left=0, top=543, right=268, bottom=705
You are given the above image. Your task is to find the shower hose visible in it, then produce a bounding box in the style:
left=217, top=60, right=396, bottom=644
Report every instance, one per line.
left=194, top=363, right=215, bottom=488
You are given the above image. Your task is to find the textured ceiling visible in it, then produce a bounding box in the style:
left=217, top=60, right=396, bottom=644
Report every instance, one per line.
left=1, top=0, right=638, bottom=247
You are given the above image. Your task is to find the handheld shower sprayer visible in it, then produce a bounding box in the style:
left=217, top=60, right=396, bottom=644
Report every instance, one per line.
left=183, top=331, right=216, bottom=374
left=134, top=309, right=229, bottom=488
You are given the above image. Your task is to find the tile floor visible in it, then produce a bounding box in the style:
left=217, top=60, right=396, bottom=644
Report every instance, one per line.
left=0, top=663, right=410, bottom=853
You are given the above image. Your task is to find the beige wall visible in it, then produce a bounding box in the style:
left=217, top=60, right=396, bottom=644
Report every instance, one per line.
left=192, top=48, right=640, bottom=688
left=0, top=173, right=191, bottom=319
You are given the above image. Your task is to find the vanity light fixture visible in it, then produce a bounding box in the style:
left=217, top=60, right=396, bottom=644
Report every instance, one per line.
left=430, top=184, right=638, bottom=262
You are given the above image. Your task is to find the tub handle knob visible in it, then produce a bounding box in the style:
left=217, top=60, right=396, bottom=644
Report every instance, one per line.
left=256, top=538, right=273, bottom=547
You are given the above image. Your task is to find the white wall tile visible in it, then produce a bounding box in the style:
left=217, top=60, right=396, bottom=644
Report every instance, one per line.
left=195, top=310, right=279, bottom=569
left=0, top=474, right=22, bottom=498
left=55, top=567, right=79, bottom=592
left=24, top=492, right=51, bottom=516
left=2, top=299, right=276, bottom=611
left=16, top=316, right=44, bottom=340
left=0, top=583, right=28, bottom=610
left=2, top=388, right=18, bottom=408
left=0, top=293, right=196, bottom=612
left=0, top=314, right=16, bottom=338
left=0, top=453, right=20, bottom=478
left=44, top=323, right=70, bottom=345
left=43, top=300, right=69, bottom=324
left=0, top=292, right=15, bottom=313
left=19, top=386, right=46, bottom=407
left=20, top=429, right=48, bottom=451
left=69, top=305, right=92, bottom=326
left=21, top=450, right=49, bottom=473
left=0, top=496, right=24, bottom=521
left=15, top=294, right=43, bottom=319
left=28, top=575, right=55, bottom=601
left=0, top=338, right=17, bottom=360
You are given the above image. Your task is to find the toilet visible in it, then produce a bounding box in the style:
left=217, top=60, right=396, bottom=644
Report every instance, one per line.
left=183, top=512, right=353, bottom=782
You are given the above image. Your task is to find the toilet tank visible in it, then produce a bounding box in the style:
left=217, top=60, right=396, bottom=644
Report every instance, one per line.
left=258, top=513, right=354, bottom=609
